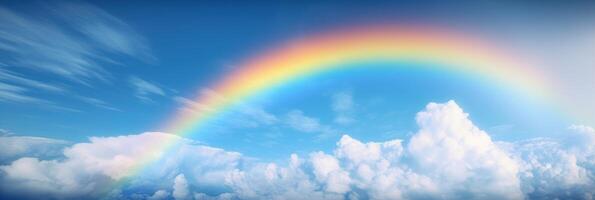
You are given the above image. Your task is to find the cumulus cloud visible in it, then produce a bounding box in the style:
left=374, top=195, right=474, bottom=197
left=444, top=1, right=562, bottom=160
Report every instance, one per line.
left=1, top=101, right=594, bottom=199
left=148, top=190, right=169, bottom=200
left=409, top=101, right=522, bottom=198
left=0, top=135, right=68, bottom=164
left=173, top=174, right=190, bottom=200
left=498, top=124, right=595, bottom=199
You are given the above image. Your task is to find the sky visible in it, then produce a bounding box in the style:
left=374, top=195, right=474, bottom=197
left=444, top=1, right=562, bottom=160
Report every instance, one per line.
left=0, top=1, right=594, bottom=199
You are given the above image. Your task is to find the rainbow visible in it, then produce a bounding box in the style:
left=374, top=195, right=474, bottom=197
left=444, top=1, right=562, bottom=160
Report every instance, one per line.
left=165, top=25, right=552, bottom=136
left=121, top=25, right=559, bottom=184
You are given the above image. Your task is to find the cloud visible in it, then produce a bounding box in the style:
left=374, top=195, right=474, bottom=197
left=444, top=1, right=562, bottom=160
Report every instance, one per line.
left=331, top=91, right=355, bottom=125
left=286, top=110, right=323, bottom=133
left=51, top=2, right=155, bottom=63
left=0, top=81, right=80, bottom=111
left=0, top=129, right=13, bottom=136
left=129, top=76, right=165, bottom=102
left=174, top=89, right=278, bottom=128
left=77, top=96, right=121, bottom=111
left=148, top=190, right=169, bottom=200
left=407, top=101, right=522, bottom=198
left=567, top=124, right=595, bottom=152
left=0, top=2, right=154, bottom=110
left=0, top=132, right=186, bottom=199
left=239, top=106, right=278, bottom=125
left=498, top=124, right=595, bottom=199
left=1, top=101, right=594, bottom=199
left=0, top=2, right=153, bottom=84
left=285, top=110, right=338, bottom=138
left=310, top=151, right=351, bottom=193
left=0, top=82, right=49, bottom=104
left=0, top=69, right=65, bottom=93
left=173, top=174, right=191, bottom=200
left=0, top=135, right=68, bottom=164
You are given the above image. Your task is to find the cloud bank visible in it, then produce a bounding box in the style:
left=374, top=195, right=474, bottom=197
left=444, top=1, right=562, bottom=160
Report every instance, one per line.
left=1, top=101, right=593, bottom=199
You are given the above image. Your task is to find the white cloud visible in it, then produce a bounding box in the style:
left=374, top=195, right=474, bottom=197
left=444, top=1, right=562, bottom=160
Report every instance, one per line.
left=1, top=101, right=594, bottom=199
left=498, top=125, right=595, bottom=199
left=129, top=76, right=165, bottom=102
left=310, top=151, right=351, bottom=194
left=408, top=101, right=522, bottom=199
left=0, top=135, right=68, bottom=164
left=331, top=92, right=355, bottom=125
left=148, top=190, right=169, bottom=200
left=567, top=124, right=595, bottom=153
left=173, top=174, right=191, bottom=200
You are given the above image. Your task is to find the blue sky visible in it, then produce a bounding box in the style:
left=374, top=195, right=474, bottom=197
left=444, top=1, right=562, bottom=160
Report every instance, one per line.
left=0, top=1, right=594, bottom=199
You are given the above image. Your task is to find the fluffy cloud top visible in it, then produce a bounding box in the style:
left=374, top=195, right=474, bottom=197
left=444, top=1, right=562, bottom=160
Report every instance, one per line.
left=1, top=101, right=594, bottom=199
left=173, top=174, right=190, bottom=200
left=408, top=101, right=522, bottom=198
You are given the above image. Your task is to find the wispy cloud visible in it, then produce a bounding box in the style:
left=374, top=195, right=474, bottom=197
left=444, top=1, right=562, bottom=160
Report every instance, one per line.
left=129, top=76, right=165, bottom=102
left=174, top=88, right=279, bottom=128
left=240, top=105, right=278, bottom=125
left=331, top=91, right=355, bottom=125
left=0, top=129, right=14, bottom=136
left=286, top=110, right=337, bottom=138
left=51, top=2, right=155, bottom=63
left=0, top=3, right=153, bottom=84
left=0, top=82, right=49, bottom=104
left=77, top=96, right=121, bottom=111
left=0, top=82, right=80, bottom=112
left=0, top=68, right=65, bottom=93
left=0, top=2, right=155, bottom=111
left=286, top=110, right=324, bottom=133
